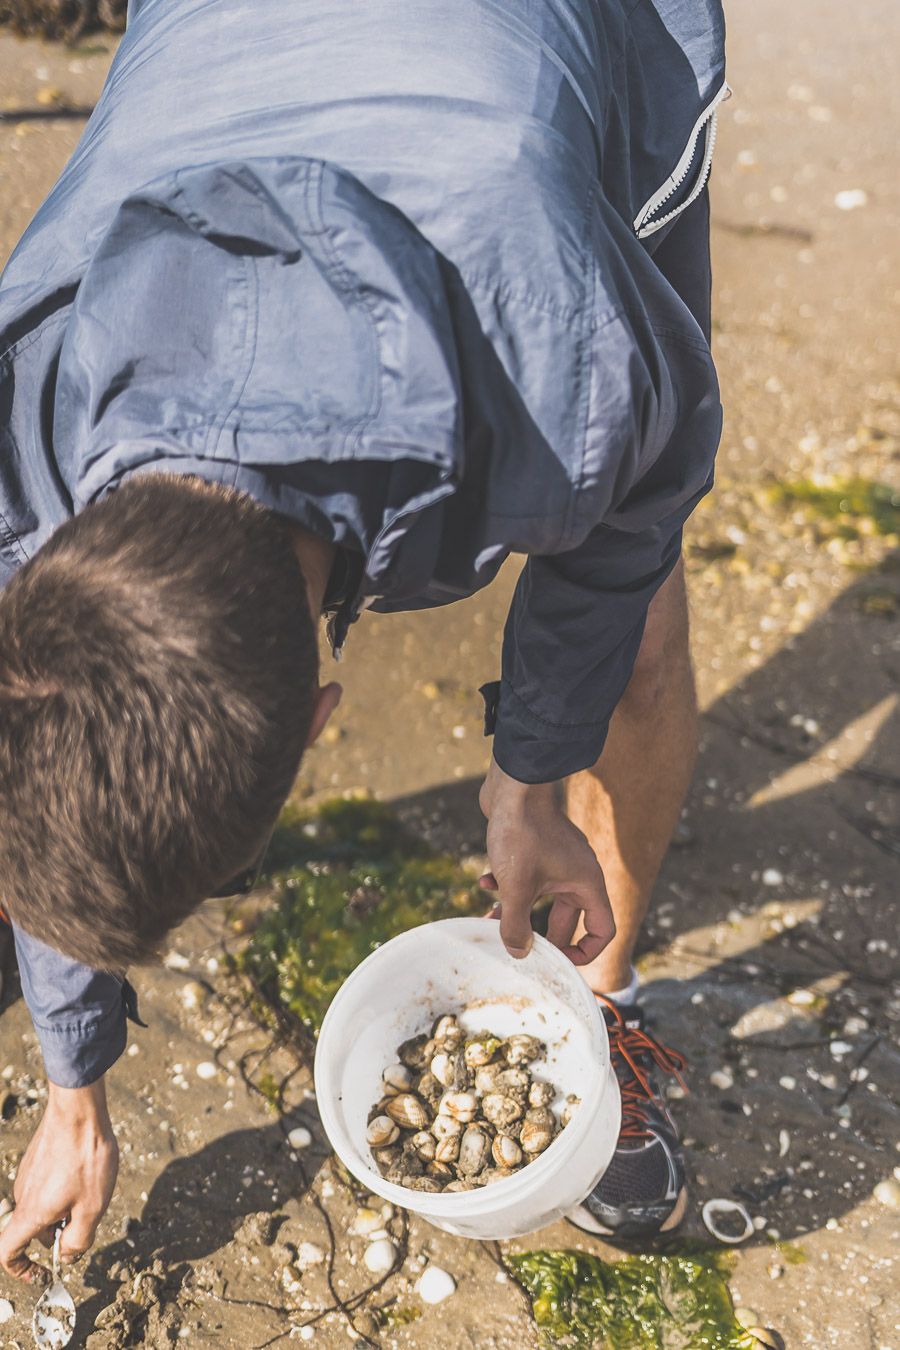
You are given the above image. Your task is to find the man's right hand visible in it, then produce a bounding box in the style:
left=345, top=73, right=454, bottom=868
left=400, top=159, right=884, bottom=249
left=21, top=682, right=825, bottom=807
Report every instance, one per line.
left=0, top=1077, right=118, bottom=1282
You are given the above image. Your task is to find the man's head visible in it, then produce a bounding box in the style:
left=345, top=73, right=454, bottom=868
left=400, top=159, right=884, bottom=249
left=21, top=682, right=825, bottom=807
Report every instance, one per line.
left=0, top=474, right=332, bottom=969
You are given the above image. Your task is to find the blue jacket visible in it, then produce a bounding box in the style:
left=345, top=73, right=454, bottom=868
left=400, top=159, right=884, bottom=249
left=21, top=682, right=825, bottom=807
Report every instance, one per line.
left=0, top=0, right=725, bottom=1085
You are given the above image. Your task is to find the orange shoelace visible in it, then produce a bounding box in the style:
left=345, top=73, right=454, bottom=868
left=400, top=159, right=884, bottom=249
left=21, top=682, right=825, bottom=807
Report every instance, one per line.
left=597, top=995, right=689, bottom=1141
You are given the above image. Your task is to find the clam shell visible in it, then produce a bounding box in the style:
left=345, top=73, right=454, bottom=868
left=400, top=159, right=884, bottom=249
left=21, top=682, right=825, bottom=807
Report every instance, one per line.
left=416, top=1071, right=444, bottom=1110
left=497, top=1067, right=531, bottom=1095
left=434, top=1134, right=461, bottom=1164
left=479, top=1167, right=517, bottom=1185
left=410, top=1130, right=436, bottom=1162
left=492, top=1134, right=523, bottom=1168
left=382, top=1063, right=413, bottom=1095
left=520, top=1108, right=555, bottom=1155
left=528, top=1081, right=554, bottom=1108
left=503, top=1034, right=543, bottom=1066
left=432, top=1114, right=463, bottom=1141
left=437, top=1091, right=478, bottom=1123
left=475, top=1064, right=503, bottom=1094
left=701, top=1198, right=755, bottom=1245
left=366, top=1115, right=400, bottom=1148
left=481, top=1092, right=524, bottom=1130
left=426, top=1160, right=454, bottom=1180
left=432, top=1015, right=462, bottom=1049
left=431, top=1050, right=468, bottom=1090
left=457, top=1125, right=490, bottom=1176
left=385, top=1093, right=431, bottom=1130
left=464, top=1035, right=501, bottom=1068
left=443, top=1179, right=477, bottom=1192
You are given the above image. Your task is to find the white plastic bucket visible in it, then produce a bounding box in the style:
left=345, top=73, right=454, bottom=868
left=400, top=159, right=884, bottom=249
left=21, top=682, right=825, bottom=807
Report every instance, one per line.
left=314, top=917, right=620, bottom=1239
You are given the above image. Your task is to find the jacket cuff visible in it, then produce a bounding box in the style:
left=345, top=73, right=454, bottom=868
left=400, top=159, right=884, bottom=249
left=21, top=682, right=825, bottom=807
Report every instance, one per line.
left=31, top=980, right=146, bottom=1089
left=480, top=679, right=609, bottom=784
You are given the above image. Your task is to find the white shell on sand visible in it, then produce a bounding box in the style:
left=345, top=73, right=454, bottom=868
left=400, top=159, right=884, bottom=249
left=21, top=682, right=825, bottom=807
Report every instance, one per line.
left=363, top=1238, right=396, bottom=1274
left=416, top=1265, right=456, bottom=1304
left=196, top=1062, right=217, bottom=1080
left=0, top=1298, right=14, bottom=1324
left=287, top=1126, right=313, bottom=1149
left=701, top=1198, right=754, bottom=1245
left=295, top=1242, right=325, bottom=1270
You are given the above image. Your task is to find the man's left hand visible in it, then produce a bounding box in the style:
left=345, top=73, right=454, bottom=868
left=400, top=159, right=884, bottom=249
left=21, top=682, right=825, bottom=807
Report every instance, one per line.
left=479, top=757, right=615, bottom=963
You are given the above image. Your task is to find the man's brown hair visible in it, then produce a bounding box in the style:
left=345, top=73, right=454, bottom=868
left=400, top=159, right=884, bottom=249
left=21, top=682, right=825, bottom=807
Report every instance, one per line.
left=0, top=475, right=317, bottom=969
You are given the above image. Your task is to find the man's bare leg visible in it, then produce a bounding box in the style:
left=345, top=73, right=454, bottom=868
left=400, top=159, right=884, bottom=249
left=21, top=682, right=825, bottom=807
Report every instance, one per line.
left=566, top=558, right=697, bottom=995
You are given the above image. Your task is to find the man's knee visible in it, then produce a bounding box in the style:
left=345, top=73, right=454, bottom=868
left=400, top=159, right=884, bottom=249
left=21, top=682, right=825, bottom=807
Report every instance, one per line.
left=618, top=562, right=693, bottom=718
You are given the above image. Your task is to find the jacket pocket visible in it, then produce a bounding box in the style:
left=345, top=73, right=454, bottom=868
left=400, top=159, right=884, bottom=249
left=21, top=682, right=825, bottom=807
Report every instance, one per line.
left=633, top=83, right=731, bottom=240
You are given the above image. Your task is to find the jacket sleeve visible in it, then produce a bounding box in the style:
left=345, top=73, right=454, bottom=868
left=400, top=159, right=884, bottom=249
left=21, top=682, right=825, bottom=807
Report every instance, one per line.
left=12, top=924, right=144, bottom=1088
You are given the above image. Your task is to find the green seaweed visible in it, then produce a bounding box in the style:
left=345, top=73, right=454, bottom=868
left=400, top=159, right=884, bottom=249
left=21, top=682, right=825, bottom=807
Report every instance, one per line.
left=767, top=477, right=900, bottom=538
left=508, top=1248, right=754, bottom=1349
left=236, top=797, right=482, bottom=1032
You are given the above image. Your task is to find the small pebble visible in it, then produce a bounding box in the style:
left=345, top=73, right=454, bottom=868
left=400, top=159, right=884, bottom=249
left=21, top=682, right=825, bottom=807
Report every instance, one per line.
left=297, top=1328, right=314, bottom=1343
left=0, top=1298, right=14, bottom=1324
left=710, top=1069, right=734, bottom=1090
left=828, top=1041, right=852, bottom=1058
left=416, top=1265, right=457, bottom=1304
left=762, top=868, right=783, bottom=887
left=288, top=1126, right=313, bottom=1150
left=196, top=1062, right=217, bottom=1080
left=768, top=1262, right=784, bottom=1280
left=350, top=1208, right=383, bottom=1237
left=787, top=989, right=815, bottom=1006
left=295, top=1242, right=326, bottom=1270
left=779, top=1076, right=797, bottom=1091
left=363, top=1238, right=396, bottom=1274
left=872, top=1179, right=900, bottom=1210
left=735, top=1308, right=761, bottom=1329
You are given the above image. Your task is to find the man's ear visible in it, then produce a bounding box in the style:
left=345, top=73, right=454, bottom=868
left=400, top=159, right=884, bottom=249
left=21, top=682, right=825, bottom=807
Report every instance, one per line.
left=306, top=681, right=343, bottom=748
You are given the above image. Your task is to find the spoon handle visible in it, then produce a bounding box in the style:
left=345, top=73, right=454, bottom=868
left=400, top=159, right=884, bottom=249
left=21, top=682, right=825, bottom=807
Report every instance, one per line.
left=51, top=1221, right=65, bottom=1284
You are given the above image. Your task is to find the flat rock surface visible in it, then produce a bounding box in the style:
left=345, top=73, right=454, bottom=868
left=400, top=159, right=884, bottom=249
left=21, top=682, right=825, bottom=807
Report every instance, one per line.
left=1, top=1, right=898, bottom=1346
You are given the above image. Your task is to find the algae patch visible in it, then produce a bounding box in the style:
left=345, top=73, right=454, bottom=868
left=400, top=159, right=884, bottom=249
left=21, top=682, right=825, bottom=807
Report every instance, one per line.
left=508, top=1248, right=755, bottom=1349
left=767, top=476, right=900, bottom=540
left=235, top=797, right=481, bottom=1032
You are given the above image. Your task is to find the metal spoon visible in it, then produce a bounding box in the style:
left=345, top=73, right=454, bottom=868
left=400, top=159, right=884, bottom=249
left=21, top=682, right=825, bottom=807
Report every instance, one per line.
left=31, top=1225, right=76, bottom=1349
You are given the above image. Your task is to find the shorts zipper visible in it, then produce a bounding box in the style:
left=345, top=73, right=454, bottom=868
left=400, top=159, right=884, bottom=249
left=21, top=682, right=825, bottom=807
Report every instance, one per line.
left=634, top=82, right=732, bottom=239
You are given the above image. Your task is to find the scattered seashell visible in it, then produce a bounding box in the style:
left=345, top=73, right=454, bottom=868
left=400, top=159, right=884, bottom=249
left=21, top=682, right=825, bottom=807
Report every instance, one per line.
left=350, top=1208, right=383, bottom=1237
left=457, top=1126, right=491, bottom=1176
left=432, top=1113, right=463, bottom=1141
left=710, top=1069, right=734, bottom=1090
left=384, top=1094, right=431, bottom=1130
left=438, top=1091, right=478, bottom=1123
left=363, top=1238, right=396, bottom=1273
left=735, top=1308, right=761, bottom=1330
left=196, top=1061, right=217, bottom=1080
left=180, top=981, right=206, bottom=1010
left=701, top=1198, right=754, bottom=1245
left=828, top=1040, right=852, bottom=1058
left=382, top=1063, right=413, bottom=1095
left=481, top=1093, right=524, bottom=1130
left=768, top=1261, right=784, bottom=1280
left=287, top=1126, right=313, bottom=1150
left=492, top=1134, right=523, bottom=1168
left=761, top=868, right=783, bottom=887
left=745, top=1330, right=781, bottom=1349
left=503, top=1035, right=543, bottom=1066
left=779, top=1076, right=796, bottom=1091
left=872, top=1178, right=900, bottom=1209
left=366, top=1116, right=400, bottom=1148
left=778, top=1129, right=790, bottom=1158
left=416, top=1265, right=456, bottom=1304
left=0, top=1298, right=13, bottom=1324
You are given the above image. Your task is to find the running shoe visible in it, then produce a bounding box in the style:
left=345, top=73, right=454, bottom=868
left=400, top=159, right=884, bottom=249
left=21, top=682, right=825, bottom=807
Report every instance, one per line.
left=568, top=995, right=688, bottom=1239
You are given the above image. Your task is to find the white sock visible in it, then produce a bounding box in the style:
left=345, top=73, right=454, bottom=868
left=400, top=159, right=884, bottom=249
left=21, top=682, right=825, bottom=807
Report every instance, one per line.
left=598, top=966, right=639, bottom=1007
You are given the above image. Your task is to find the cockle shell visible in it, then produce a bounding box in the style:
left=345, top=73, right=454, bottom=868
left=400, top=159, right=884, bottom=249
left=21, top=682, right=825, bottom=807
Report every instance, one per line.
left=366, top=1115, right=400, bottom=1148
left=402, top=1175, right=443, bottom=1192
left=437, top=1091, right=478, bottom=1122
left=443, top=1179, right=477, bottom=1192
left=479, top=1167, right=517, bottom=1185
left=503, top=1035, right=543, bottom=1066
left=457, top=1126, right=490, bottom=1176
left=481, top=1092, right=524, bottom=1130
left=432, top=1113, right=463, bottom=1141
left=475, top=1064, right=504, bottom=1094
left=382, top=1063, right=413, bottom=1095
left=431, top=1050, right=468, bottom=1090
left=384, top=1093, right=431, bottom=1130
left=498, top=1067, right=531, bottom=1095
left=435, top=1134, right=461, bottom=1165
left=416, top=1071, right=444, bottom=1110
left=520, top=1108, right=555, bottom=1155
left=410, top=1130, right=436, bottom=1162
left=492, top=1134, right=523, bottom=1168
left=426, top=1160, right=454, bottom=1181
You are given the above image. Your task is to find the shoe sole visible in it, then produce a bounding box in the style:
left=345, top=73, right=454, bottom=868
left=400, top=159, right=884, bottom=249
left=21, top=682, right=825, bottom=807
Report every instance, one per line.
left=566, top=1184, right=688, bottom=1239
